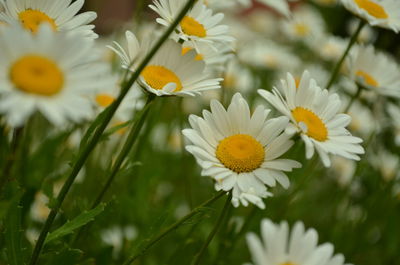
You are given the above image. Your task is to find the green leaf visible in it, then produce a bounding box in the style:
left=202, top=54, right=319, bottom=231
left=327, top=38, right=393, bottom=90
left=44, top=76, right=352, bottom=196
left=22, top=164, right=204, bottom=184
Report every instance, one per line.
left=45, top=203, right=106, bottom=244
left=42, top=247, right=83, bottom=265
left=4, top=194, right=26, bottom=265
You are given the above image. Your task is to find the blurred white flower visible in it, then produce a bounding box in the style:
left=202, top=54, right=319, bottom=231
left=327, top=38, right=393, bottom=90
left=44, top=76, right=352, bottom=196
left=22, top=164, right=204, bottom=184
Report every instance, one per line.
left=246, top=219, right=352, bottom=265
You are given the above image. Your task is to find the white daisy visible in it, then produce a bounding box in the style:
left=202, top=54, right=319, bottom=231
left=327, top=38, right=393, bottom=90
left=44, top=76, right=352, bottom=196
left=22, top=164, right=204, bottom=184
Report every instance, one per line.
left=203, top=0, right=252, bottom=11
left=346, top=44, right=400, bottom=98
left=246, top=219, right=352, bottom=265
left=281, top=6, right=326, bottom=44
left=0, top=0, right=97, bottom=38
left=387, top=103, right=400, bottom=146
left=109, top=31, right=222, bottom=97
left=149, top=0, right=234, bottom=49
left=341, top=0, right=400, bottom=32
left=316, top=35, right=347, bottom=61
left=258, top=71, right=365, bottom=167
left=239, top=40, right=301, bottom=71
left=258, top=0, right=292, bottom=18
left=0, top=25, right=112, bottom=127
left=183, top=93, right=301, bottom=209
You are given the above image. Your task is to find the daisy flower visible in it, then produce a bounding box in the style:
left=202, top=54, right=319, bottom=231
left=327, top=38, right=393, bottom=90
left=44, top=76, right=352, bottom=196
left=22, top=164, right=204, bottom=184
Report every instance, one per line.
left=281, top=6, right=326, bottom=44
left=0, top=25, right=112, bottom=127
left=341, top=0, right=400, bottom=33
left=109, top=31, right=222, bottom=97
left=149, top=0, right=234, bottom=49
left=346, top=45, right=400, bottom=99
left=316, top=35, right=347, bottom=61
left=387, top=103, right=400, bottom=146
left=183, top=93, right=301, bottom=209
left=258, top=71, right=364, bottom=167
left=258, top=0, right=292, bottom=18
left=0, top=0, right=97, bottom=38
left=239, top=40, right=301, bottom=71
left=203, top=0, right=252, bottom=11
left=246, top=219, right=352, bottom=265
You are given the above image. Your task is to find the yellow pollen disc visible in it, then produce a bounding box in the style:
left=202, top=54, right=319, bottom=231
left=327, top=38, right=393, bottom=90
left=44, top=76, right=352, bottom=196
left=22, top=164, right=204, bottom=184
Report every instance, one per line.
left=96, top=94, right=115, bottom=107
left=294, top=23, right=310, bottom=37
left=141, top=65, right=183, bottom=91
left=18, top=9, right=57, bottom=33
left=216, top=134, right=265, bottom=173
left=356, top=70, right=379, bottom=87
left=181, top=47, right=204, bottom=61
left=180, top=16, right=207, bottom=38
left=10, top=55, right=64, bottom=96
left=354, top=0, right=388, bottom=19
left=292, top=107, right=328, bottom=142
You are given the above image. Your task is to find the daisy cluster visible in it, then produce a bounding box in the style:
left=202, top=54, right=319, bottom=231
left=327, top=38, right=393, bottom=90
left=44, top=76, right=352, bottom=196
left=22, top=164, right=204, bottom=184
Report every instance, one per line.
left=1, top=1, right=400, bottom=265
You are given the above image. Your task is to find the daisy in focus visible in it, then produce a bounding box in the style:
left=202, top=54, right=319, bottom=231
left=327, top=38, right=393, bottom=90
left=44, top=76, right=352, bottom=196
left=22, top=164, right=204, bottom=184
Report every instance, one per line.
left=0, top=25, right=112, bottom=127
left=0, top=0, right=98, bottom=38
left=246, top=219, right=352, bottom=265
left=149, top=0, right=234, bottom=50
left=346, top=45, right=400, bottom=99
left=183, top=93, right=301, bottom=209
left=258, top=71, right=364, bottom=167
left=109, top=31, right=222, bottom=97
left=340, top=0, right=400, bottom=32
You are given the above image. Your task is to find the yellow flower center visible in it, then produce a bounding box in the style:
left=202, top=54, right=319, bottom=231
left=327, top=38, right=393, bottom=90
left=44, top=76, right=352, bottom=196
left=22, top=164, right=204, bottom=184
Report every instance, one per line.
left=280, top=262, right=297, bottom=265
left=292, top=107, right=328, bottom=141
left=180, top=16, right=207, bottom=38
left=356, top=70, right=379, bottom=87
left=18, top=9, right=57, bottom=33
left=10, top=55, right=64, bottom=96
left=294, top=23, right=310, bottom=37
left=216, top=134, right=265, bottom=173
left=181, top=47, right=204, bottom=61
left=96, top=94, right=115, bottom=107
left=354, top=0, right=388, bottom=19
left=141, top=65, right=182, bottom=91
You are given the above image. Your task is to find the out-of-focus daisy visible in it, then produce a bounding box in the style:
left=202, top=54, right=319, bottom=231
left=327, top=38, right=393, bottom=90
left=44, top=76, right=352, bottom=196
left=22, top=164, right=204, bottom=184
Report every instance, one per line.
left=183, top=93, right=301, bottom=209
left=30, top=192, right=50, bottom=223
left=239, top=40, right=300, bottom=71
left=331, top=156, right=356, bottom=187
left=0, top=25, right=112, bottom=127
left=203, top=0, right=252, bottom=11
left=341, top=0, right=400, bottom=32
left=259, top=71, right=364, bottom=167
left=281, top=6, right=326, bottom=44
left=370, top=149, right=399, bottom=182
left=387, top=103, right=400, bottom=146
left=312, top=0, right=339, bottom=6
left=347, top=100, right=377, bottom=137
left=246, top=219, right=352, bottom=265
left=181, top=41, right=233, bottom=71
left=149, top=0, right=234, bottom=49
left=0, top=0, right=97, bottom=38
left=109, top=31, right=222, bottom=97
left=346, top=45, right=400, bottom=99
left=347, top=18, right=377, bottom=43
left=316, top=35, right=347, bottom=61
left=101, top=226, right=138, bottom=258
left=223, top=58, right=256, bottom=94
left=258, top=0, right=292, bottom=18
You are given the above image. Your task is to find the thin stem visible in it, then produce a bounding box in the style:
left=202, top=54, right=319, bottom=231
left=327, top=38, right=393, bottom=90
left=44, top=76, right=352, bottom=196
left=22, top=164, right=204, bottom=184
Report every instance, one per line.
left=28, top=1, right=196, bottom=264
left=345, top=85, right=362, bottom=113
left=91, top=94, right=156, bottom=208
left=123, top=191, right=226, bottom=265
left=191, top=193, right=232, bottom=265
left=0, top=127, right=24, bottom=193
left=326, top=19, right=365, bottom=90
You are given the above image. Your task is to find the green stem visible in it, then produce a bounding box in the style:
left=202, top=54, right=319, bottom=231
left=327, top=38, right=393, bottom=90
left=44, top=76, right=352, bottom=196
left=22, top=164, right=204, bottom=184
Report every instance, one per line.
left=191, top=193, right=232, bottom=265
left=28, top=1, right=196, bottom=264
left=326, top=20, right=365, bottom=90
left=91, top=94, right=156, bottom=208
left=0, top=127, right=24, bottom=194
left=345, top=85, right=362, bottom=113
left=123, top=191, right=226, bottom=265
